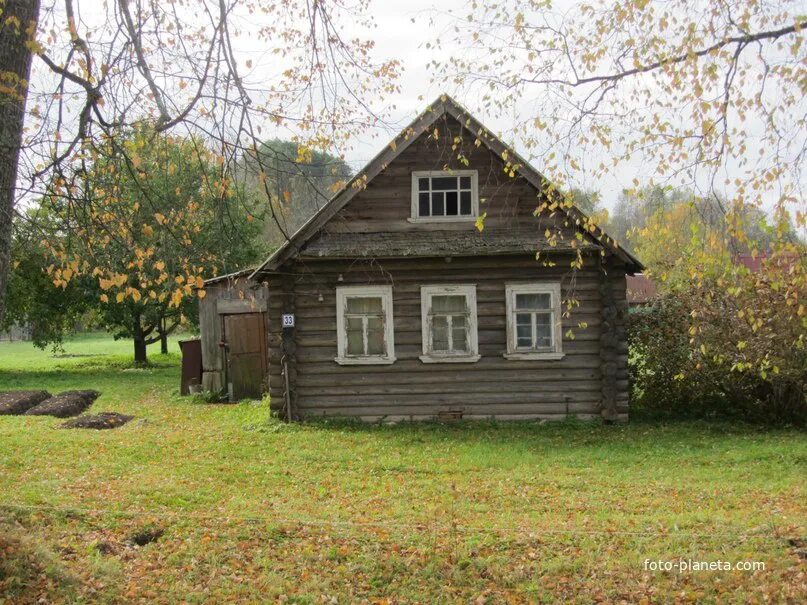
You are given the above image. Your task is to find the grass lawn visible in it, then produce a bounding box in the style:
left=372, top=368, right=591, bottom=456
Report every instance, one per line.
left=0, top=333, right=805, bottom=603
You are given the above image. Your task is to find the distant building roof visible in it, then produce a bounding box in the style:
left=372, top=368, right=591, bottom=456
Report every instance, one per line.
left=626, top=274, right=657, bottom=305
left=735, top=252, right=801, bottom=273
left=735, top=253, right=766, bottom=273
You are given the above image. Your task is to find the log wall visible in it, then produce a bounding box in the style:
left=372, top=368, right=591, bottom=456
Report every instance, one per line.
left=240, top=112, right=635, bottom=421
left=316, top=113, right=577, bottom=239
left=265, top=254, right=630, bottom=422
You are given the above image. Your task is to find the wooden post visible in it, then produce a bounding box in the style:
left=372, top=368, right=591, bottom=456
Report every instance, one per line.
left=599, top=262, right=620, bottom=422
left=280, top=274, right=298, bottom=421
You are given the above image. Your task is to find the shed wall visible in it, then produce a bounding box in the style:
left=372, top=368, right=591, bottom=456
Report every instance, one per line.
left=199, top=277, right=270, bottom=393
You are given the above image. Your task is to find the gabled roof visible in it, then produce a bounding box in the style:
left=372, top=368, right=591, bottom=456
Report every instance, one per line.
left=250, top=94, right=643, bottom=277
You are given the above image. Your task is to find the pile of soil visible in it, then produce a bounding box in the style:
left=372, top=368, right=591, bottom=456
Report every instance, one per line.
left=25, top=390, right=100, bottom=418
left=0, top=391, right=51, bottom=415
left=61, top=412, right=134, bottom=430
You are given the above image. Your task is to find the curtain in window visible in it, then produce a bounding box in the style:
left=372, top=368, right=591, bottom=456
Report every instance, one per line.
left=514, top=292, right=553, bottom=350
left=345, top=297, right=385, bottom=356
left=430, top=294, right=469, bottom=353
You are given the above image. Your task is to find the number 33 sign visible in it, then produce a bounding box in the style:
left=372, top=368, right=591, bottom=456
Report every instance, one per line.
left=281, top=314, right=295, bottom=328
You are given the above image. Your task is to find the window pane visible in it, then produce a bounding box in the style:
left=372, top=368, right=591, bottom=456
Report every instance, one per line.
left=516, top=322, right=532, bottom=348
left=366, top=316, right=384, bottom=355
left=445, top=191, right=458, bottom=215
left=431, top=176, right=457, bottom=190
left=459, top=176, right=471, bottom=189
left=346, top=317, right=364, bottom=355
left=516, top=292, right=551, bottom=310
left=432, top=191, right=444, bottom=216
left=346, top=296, right=382, bottom=314
left=460, top=191, right=472, bottom=215
left=535, top=313, right=552, bottom=348
left=432, top=295, right=466, bottom=313
left=418, top=177, right=430, bottom=191
left=451, top=322, right=468, bottom=352
left=419, top=192, right=430, bottom=216
left=432, top=315, right=449, bottom=351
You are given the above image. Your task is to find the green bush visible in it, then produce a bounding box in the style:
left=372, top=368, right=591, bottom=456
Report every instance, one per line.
left=628, top=292, right=806, bottom=425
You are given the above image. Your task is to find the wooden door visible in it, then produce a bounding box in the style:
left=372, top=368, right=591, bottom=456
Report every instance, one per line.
left=223, top=313, right=267, bottom=400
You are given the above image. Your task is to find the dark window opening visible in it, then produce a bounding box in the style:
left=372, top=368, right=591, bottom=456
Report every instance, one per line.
left=414, top=174, right=475, bottom=218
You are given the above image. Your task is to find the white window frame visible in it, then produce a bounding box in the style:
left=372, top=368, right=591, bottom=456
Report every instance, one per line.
left=409, top=170, right=479, bottom=223
left=419, top=284, right=480, bottom=363
left=335, top=285, right=396, bottom=365
left=504, top=282, right=565, bottom=360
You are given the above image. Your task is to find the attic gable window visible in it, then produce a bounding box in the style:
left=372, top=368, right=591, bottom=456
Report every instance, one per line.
left=410, top=171, right=478, bottom=222
left=335, top=285, right=396, bottom=365
left=504, top=283, right=565, bottom=361
left=419, top=284, right=480, bottom=363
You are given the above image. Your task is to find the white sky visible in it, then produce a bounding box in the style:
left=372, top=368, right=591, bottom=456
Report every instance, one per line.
left=309, top=0, right=657, bottom=208
left=26, top=0, right=803, bottom=216
left=313, top=0, right=804, bottom=215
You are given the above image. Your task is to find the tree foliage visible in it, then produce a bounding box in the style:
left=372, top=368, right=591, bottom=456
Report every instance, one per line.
left=3, top=210, right=92, bottom=349
left=630, top=261, right=806, bottom=425
left=237, top=139, right=352, bottom=247
left=0, top=0, right=399, bottom=324
left=38, top=125, right=264, bottom=362
left=438, top=0, right=806, bottom=384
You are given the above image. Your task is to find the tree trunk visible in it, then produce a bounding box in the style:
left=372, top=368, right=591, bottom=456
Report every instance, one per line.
left=159, top=317, right=168, bottom=354
left=133, top=313, right=148, bottom=365
left=0, top=0, right=41, bottom=325
left=134, top=337, right=147, bottom=365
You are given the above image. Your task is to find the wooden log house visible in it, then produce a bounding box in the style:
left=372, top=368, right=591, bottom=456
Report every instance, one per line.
left=199, top=95, right=643, bottom=422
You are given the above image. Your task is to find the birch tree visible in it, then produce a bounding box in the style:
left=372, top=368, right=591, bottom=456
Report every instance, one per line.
left=436, top=0, right=806, bottom=381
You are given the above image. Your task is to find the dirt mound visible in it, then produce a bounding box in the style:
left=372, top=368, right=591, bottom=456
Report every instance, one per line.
left=25, top=390, right=100, bottom=418
left=0, top=391, right=52, bottom=415
left=61, top=412, right=134, bottom=430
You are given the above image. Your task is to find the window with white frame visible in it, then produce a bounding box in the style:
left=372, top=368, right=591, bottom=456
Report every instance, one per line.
left=419, top=284, right=479, bottom=363
left=411, top=171, right=478, bottom=220
left=335, top=285, right=395, bottom=365
left=504, top=283, right=564, bottom=360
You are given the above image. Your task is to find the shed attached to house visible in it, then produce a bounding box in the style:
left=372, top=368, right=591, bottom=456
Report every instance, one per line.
left=200, top=95, right=643, bottom=422
left=199, top=270, right=270, bottom=401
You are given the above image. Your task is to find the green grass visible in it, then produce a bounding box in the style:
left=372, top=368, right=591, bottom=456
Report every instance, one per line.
left=0, top=334, right=805, bottom=603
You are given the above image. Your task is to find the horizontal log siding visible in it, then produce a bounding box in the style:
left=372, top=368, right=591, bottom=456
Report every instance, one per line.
left=257, top=113, right=633, bottom=421
left=264, top=254, right=629, bottom=421
left=317, top=114, right=579, bottom=240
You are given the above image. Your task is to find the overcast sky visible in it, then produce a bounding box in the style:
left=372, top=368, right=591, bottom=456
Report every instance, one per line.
left=302, top=0, right=658, bottom=208
left=27, top=0, right=802, bottom=216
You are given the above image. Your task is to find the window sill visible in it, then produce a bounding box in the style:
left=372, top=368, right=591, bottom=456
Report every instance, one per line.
left=407, top=216, right=478, bottom=224
left=503, top=352, right=565, bottom=361
left=419, top=354, right=481, bottom=364
left=334, top=356, right=396, bottom=366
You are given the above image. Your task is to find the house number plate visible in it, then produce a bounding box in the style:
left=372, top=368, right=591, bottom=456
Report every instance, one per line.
left=281, top=313, right=295, bottom=328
